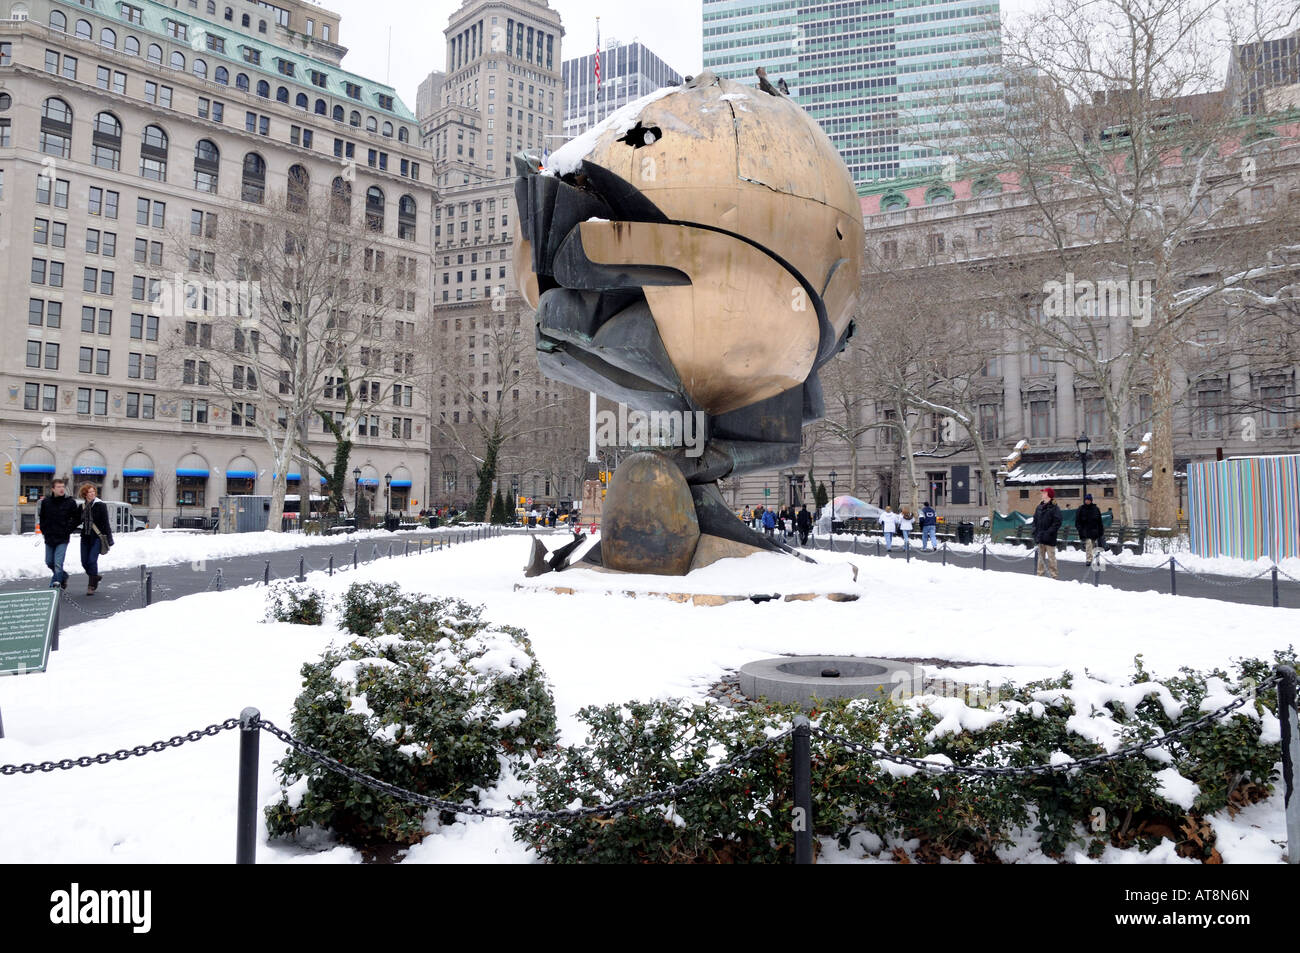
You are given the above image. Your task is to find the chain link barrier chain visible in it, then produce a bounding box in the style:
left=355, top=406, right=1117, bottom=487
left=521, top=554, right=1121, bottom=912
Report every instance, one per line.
left=0, top=719, right=240, bottom=776
left=256, top=716, right=792, bottom=822
left=813, top=675, right=1280, bottom=779
left=57, top=583, right=145, bottom=618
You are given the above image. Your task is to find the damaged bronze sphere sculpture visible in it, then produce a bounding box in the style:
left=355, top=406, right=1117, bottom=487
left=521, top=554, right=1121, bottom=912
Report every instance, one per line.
left=514, top=70, right=863, bottom=575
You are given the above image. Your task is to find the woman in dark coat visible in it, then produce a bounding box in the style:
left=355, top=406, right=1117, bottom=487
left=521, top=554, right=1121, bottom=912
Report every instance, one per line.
left=77, top=483, right=114, bottom=595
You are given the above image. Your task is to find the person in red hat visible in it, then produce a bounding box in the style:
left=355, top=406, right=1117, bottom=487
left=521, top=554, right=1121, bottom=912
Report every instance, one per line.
left=1032, top=486, right=1062, bottom=579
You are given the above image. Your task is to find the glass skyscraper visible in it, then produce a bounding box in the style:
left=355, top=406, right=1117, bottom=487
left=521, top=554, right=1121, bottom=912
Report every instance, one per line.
left=703, top=0, right=1004, bottom=187
left=563, top=40, right=684, bottom=138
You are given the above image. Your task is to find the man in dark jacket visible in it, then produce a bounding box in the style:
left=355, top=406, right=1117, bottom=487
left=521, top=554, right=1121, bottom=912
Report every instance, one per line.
left=920, top=502, right=938, bottom=551
left=37, top=478, right=80, bottom=589
left=1076, top=493, right=1104, bottom=566
left=796, top=504, right=812, bottom=546
left=1032, top=487, right=1062, bottom=579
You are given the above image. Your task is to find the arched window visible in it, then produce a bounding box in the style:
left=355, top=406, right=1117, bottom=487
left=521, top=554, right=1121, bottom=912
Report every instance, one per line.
left=40, top=97, right=72, bottom=159
left=241, top=153, right=266, bottom=204
left=100, top=27, right=116, bottom=48
left=147, top=43, right=162, bottom=65
left=382, top=121, right=393, bottom=138
left=74, top=18, right=91, bottom=39
left=194, top=139, right=220, bottom=193
left=124, top=36, right=139, bottom=56
left=314, top=99, right=327, bottom=115
left=332, top=105, right=344, bottom=122
left=241, top=13, right=249, bottom=27
left=223, top=7, right=231, bottom=20
left=257, top=19, right=266, bottom=33
left=215, top=66, right=228, bottom=85
left=91, top=111, right=122, bottom=170
left=48, top=10, right=66, bottom=31
left=256, top=80, right=269, bottom=98
left=236, top=73, right=250, bottom=91
left=349, top=110, right=360, bottom=127
left=925, top=185, right=955, bottom=205
left=276, top=86, right=289, bottom=103
left=287, top=164, right=309, bottom=213
left=366, top=116, right=377, bottom=133
left=398, top=127, right=409, bottom=143
left=365, top=186, right=384, bottom=232
left=295, top=92, right=308, bottom=109
left=193, top=58, right=207, bottom=79
left=170, top=50, right=185, bottom=71
left=206, top=0, right=215, bottom=13
left=330, top=177, right=351, bottom=224
left=140, top=125, right=168, bottom=181
left=880, top=192, right=909, bottom=212
left=398, top=195, right=417, bottom=241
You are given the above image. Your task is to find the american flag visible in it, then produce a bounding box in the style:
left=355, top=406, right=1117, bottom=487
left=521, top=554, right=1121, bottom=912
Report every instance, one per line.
left=594, top=18, right=601, bottom=99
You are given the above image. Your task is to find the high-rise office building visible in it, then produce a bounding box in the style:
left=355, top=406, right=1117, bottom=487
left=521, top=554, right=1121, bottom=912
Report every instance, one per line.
left=421, top=0, right=586, bottom=510
left=562, top=38, right=682, bottom=138
left=702, top=0, right=1004, bottom=187
left=1, top=0, right=434, bottom=531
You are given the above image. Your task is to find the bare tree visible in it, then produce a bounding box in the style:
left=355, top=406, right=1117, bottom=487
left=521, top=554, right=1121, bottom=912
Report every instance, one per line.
left=158, top=181, right=418, bottom=530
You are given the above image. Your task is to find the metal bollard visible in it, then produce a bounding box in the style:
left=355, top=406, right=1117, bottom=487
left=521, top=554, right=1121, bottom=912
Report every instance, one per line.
left=235, top=707, right=261, bottom=865
left=942, top=541, right=947, bottom=567
left=144, top=571, right=153, bottom=606
left=1274, top=566, right=1280, bottom=608
left=792, top=715, right=813, bottom=865
left=1169, top=557, right=1177, bottom=596
left=329, top=554, right=334, bottom=577
left=982, top=544, right=987, bottom=571
left=141, top=570, right=150, bottom=609
left=1093, top=556, right=1101, bottom=587
left=139, top=563, right=146, bottom=590
left=876, top=538, right=880, bottom=557
left=1276, top=666, right=1300, bottom=864
left=353, top=545, right=358, bottom=570
left=388, top=544, right=393, bottom=559
left=298, top=556, right=305, bottom=583
left=263, top=561, right=270, bottom=586
left=404, top=540, right=409, bottom=557
left=214, top=568, right=223, bottom=592
left=1033, top=548, right=1038, bottom=576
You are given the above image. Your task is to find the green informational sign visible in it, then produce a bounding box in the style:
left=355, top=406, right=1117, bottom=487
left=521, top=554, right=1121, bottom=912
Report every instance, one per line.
left=764, top=488, right=771, bottom=497
left=0, top=590, right=60, bottom=676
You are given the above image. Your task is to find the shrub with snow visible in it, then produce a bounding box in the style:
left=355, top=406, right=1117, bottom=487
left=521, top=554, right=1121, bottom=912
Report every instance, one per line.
left=263, top=581, right=325, bottom=626
left=518, top=652, right=1292, bottom=863
left=266, top=585, right=557, bottom=847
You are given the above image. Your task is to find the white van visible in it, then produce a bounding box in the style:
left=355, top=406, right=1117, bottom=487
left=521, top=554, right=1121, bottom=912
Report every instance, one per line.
left=99, top=500, right=142, bottom=535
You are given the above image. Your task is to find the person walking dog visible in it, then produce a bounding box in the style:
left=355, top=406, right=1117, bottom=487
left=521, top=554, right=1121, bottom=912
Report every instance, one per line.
left=37, top=478, right=79, bottom=589
left=1032, top=487, right=1062, bottom=580
left=77, top=483, right=114, bottom=595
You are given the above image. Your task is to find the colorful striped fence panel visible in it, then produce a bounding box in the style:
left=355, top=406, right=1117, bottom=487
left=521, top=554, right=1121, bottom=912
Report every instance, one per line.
left=1187, top=454, right=1300, bottom=561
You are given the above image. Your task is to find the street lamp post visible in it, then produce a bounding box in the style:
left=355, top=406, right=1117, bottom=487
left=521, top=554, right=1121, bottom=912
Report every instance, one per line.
left=384, top=472, right=392, bottom=529
left=829, top=469, right=838, bottom=528
left=352, top=468, right=361, bottom=522
left=1076, top=433, right=1091, bottom=504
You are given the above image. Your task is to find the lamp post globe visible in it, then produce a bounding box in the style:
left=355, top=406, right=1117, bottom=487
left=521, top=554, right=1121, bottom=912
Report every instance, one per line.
left=1076, top=434, right=1090, bottom=504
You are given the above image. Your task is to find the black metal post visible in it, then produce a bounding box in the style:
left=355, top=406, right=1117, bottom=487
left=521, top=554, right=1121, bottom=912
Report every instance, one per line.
left=215, top=568, right=223, bottom=591
left=329, top=554, right=334, bottom=577
left=982, top=544, right=987, bottom=571
left=1169, top=557, right=1177, bottom=596
left=139, top=563, right=146, bottom=590
left=792, top=715, right=813, bottom=865
left=144, top=571, right=152, bottom=606
left=1034, top=548, right=1039, bottom=576
left=235, top=706, right=261, bottom=865
left=388, top=543, right=393, bottom=559
left=298, top=556, right=305, bottom=583
left=942, top=541, right=947, bottom=566
left=876, top=538, right=880, bottom=557
left=353, top=544, right=358, bottom=570
left=1274, top=566, right=1280, bottom=608
left=1276, top=666, right=1299, bottom=864
left=263, top=560, right=270, bottom=586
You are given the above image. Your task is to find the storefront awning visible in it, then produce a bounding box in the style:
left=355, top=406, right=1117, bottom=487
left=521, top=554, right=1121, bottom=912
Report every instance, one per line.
left=177, top=468, right=209, bottom=479
left=390, top=480, right=412, bottom=488
left=358, top=478, right=379, bottom=487
left=72, top=466, right=107, bottom=476
left=123, top=469, right=154, bottom=478
left=19, top=464, right=55, bottom=474
left=226, top=470, right=257, bottom=480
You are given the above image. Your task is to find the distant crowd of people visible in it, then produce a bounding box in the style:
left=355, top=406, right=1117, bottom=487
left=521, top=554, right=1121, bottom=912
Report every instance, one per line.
left=741, top=504, right=815, bottom=546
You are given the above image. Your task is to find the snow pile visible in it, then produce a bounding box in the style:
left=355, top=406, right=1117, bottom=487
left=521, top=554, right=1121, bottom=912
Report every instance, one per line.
left=544, top=84, right=679, bottom=177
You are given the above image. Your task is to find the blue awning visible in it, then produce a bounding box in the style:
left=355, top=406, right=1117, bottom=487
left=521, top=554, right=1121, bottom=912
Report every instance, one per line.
left=177, top=468, right=209, bottom=479
left=226, top=470, right=256, bottom=480
left=20, top=464, right=56, bottom=474
left=73, top=466, right=107, bottom=476
left=390, top=480, right=412, bottom=488
left=123, top=469, right=154, bottom=478
left=358, top=478, right=379, bottom=487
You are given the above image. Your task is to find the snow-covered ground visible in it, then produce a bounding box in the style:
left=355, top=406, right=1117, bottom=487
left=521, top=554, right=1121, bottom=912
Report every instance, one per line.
left=1, top=533, right=1294, bottom=864
left=0, top=525, right=475, bottom=584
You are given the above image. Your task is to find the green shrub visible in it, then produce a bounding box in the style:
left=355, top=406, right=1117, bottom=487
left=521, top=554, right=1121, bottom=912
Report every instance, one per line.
left=263, top=582, right=325, bottom=626
left=516, top=655, right=1288, bottom=863
left=266, top=586, right=557, bottom=847
left=337, top=581, right=403, bottom=636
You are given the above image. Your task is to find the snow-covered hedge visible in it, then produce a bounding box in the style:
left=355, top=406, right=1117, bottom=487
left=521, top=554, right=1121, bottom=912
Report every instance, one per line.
left=266, top=583, right=557, bottom=847
left=263, top=581, right=326, bottom=626
left=517, top=653, right=1292, bottom=863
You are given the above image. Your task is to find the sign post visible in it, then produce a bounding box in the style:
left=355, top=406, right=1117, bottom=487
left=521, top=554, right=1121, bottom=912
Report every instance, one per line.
left=0, top=589, right=61, bottom=738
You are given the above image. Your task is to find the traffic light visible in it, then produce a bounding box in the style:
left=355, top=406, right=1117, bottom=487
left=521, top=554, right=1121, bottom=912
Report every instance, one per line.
left=2, top=461, right=11, bottom=475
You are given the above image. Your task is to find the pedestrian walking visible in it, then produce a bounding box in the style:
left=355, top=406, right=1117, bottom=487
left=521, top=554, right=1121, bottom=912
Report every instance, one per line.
left=1076, top=493, right=1104, bottom=566
left=796, top=504, right=812, bottom=546
left=37, top=478, right=79, bottom=590
left=762, top=507, right=777, bottom=538
left=77, top=483, right=114, bottom=595
left=742, top=505, right=752, bottom=526
left=920, top=501, right=938, bottom=551
left=1032, top=487, right=1062, bottom=580
left=898, top=506, right=915, bottom=551
left=880, top=506, right=898, bottom=550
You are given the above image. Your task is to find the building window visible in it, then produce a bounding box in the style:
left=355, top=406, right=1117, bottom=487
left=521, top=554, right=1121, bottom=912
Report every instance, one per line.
left=1029, top=399, right=1052, bottom=439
